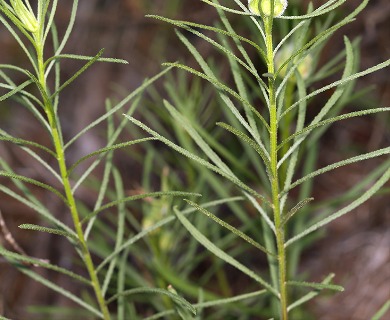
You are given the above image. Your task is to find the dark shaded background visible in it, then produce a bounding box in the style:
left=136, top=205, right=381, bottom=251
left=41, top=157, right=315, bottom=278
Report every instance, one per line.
left=0, top=0, right=389, bottom=319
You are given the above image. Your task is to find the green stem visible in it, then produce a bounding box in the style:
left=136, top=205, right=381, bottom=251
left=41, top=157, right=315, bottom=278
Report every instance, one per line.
left=264, top=15, right=288, bottom=320
left=35, top=37, right=111, bottom=320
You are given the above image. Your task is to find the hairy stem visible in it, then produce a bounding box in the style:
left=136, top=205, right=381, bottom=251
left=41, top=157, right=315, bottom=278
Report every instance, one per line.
left=264, top=15, right=288, bottom=320
left=35, top=35, right=111, bottom=320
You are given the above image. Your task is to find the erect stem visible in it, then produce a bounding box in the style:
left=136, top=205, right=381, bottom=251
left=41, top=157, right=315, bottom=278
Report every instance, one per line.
left=34, top=36, right=111, bottom=320
left=264, top=14, right=289, bottom=320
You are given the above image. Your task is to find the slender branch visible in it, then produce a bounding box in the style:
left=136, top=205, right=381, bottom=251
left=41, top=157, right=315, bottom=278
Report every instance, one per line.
left=34, top=29, right=111, bottom=320
left=264, top=12, right=289, bottom=320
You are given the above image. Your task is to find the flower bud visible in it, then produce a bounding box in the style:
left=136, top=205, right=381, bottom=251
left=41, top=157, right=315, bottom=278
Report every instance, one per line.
left=248, top=0, right=288, bottom=17
left=11, top=0, right=38, bottom=33
left=275, top=43, right=313, bottom=80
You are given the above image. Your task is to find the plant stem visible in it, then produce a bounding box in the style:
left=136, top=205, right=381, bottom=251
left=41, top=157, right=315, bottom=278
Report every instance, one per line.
left=264, top=15, right=288, bottom=320
left=35, top=38, right=111, bottom=320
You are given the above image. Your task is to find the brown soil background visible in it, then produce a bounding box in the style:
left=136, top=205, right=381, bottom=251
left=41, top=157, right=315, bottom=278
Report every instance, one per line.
left=0, top=0, right=389, bottom=319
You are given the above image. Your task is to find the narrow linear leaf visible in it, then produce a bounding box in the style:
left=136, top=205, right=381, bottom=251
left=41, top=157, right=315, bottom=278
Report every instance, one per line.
left=185, top=199, right=276, bottom=257
left=173, top=207, right=278, bottom=296
left=278, top=108, right=390, bottom=150
left=0, top=12, right=36, bottom=69
left=125, top=115, right=271, bottom=206
left=45, top=53, right=128, bottom=67
left=281, top=198, right=314, bottom=226
left=274, top=20, right=307, bottom=57
left=20, top=268, right=101, bottom=318
left=96, top=197, right=244, bottom=272
left=0, top=79, right=33, bottom=101
left=163, top=100, right=233, bottom=176
left=276, top=0, right=368, bottom=81
left=371, top=300, right=390, bottom=320
left=106, top=287, right=196, bottom=315
left=201, top=0, right=255, bottom=15
left=279, top=0, right=347, bottom=20
left=45, top=0, right=79, bottom=76
left=0, top=247, right=90, bottom=285
left=174, top=29, right=268, bottom=144
left=50, top=49, right=104, bottom=98
left=217, top=122, right=271, bottom=172
left=284, top=147, right=390, bottom=193
left=81, top=191, right=201, bottom=224
left=102, top=168, right=126, bottom=296
left=65, top=65, right=173, bottom=150
left=147, top=15, right=266, bottom=60
left=173, top=25, right=268, bottom=91
left=194, top=289, right=265, bottom=308
left=281, top=58, right=390, bottom=118
left=162, top=62, right=270, bottom=131
left=0, top=135, right=55, bottom=157
left=217, top=11, right=267, bottom=137
left=19, top=224, right=77, bottom=240
left=0, top=171, right=67, bottom=204
left=287, top=273, right=336, bottom=312
left=0, top=185, right=73, bottom=234
left=286, top=168, right=390, bottom=247
left=68, top=137, right=157, bottom=174
left=287, top=280, right=344, bottom=292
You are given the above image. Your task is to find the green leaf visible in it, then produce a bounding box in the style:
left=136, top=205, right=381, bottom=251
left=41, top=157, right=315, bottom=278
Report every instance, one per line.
left=20, top=268, right=101, bottom=317
left=18, top=224, right=77, bottom=240
left=45, top=0, right=79, bottom=75
left=287, top=280, right=344, bottom=292
left=147, top=15, right=266, bottom=61
left=371, top=300, right=390, bottom=320
left=163, top=61, right=270, bottom=132
left=276, top=0, right=368, bottom=81
left=125, top=115, right=271, bottom=206
left=81, top=191, right=201, bottom=224
left=45, top=53, right=128, bottom=67
left=174, top=30, right=270, bottom=132
left=173, top=207, right=277, bottom=296
left=0, top=79, right=33, bottom=101
left=67, top=137, right=157, bottom=175
left=279, top=0, right=348, bottom=20
left=287, top=273, right=337, bottom=311
left=0, top=171, right=67, bottom=204
left=281, top=58, right=390, bottom=118
left=64, top=65, right=173, bottom=150
left=0, top=247, right=89, bottom=285
left=96, top=196, right=245, bottom=272
left=278, top=108, right=390, bottom=151
left=163, top=100, right=233, bottom=175
left=185, top=199, right=276, bottom=257
left=102, top=168, right=126, bottom=296
left=281, top=198, right=314, bottom=226
left=0, top=184, right=72, bottom=233
left=106, top=287, right=196, bottom=315
left=283, top=147, right=390, bottom=194
left=217, top=122, right=271, bottom=173
left=194, top=289, right=265, bottom=308
left=50, top=49, right=104, bottom=98
left=286, top=168, right=390, bottom=247
left=0, top=134, right=55, bottom=157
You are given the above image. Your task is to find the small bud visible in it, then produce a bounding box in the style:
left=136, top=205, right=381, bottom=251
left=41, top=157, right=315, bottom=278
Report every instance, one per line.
left=275, top=44, right=313, bottom=80
left=11, top=0, right=38, bottom=33
left=248, top=0, right=288, bottom=17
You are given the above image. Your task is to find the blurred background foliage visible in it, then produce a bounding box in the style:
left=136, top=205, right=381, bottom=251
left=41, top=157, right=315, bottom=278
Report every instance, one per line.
left=0, top=0, right=389, bottom=319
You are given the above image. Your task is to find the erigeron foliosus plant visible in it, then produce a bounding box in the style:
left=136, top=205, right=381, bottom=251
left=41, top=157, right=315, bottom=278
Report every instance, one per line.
left=125, top=0, right=390, bottom=319
left=0, top=0, right=389, bottom=320
left=0, top=0, right=203, bottom=319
